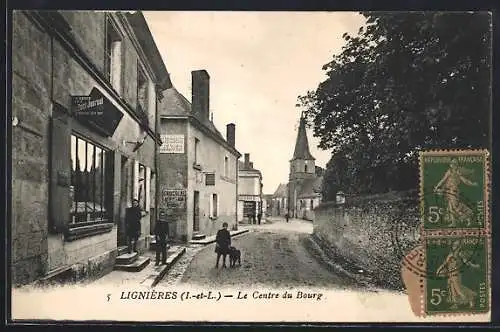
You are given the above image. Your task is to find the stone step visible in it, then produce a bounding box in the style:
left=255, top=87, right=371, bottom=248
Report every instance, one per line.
left=114, top=256, right=150, bottom=272
left=115, top=252, right=139, bottom=265
left=192, top=233, right=206, bottom=240
left=117, top=246, right=129, bottom=256
left=37, top=265, right=73, bottom=286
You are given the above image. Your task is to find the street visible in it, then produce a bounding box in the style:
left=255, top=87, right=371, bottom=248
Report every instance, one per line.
left=159, top=217, right=362, bottom=289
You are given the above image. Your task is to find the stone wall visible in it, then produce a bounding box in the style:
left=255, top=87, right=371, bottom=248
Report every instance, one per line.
left=11, top=11, right=52, bottom=286
left=313, top=190, right=420, bottom=289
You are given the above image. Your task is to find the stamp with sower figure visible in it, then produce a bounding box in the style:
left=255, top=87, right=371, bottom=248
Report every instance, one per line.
left=413, top=149, right=491, bottom=316
left=424, top=236, right=489, bottom=314
left=420, top=150, right=489, bottom=232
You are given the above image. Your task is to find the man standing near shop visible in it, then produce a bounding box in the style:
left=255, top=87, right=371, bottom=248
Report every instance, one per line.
left=125, top=199, right=142, bottom=254
left=154, top=219, right=169, bottom=265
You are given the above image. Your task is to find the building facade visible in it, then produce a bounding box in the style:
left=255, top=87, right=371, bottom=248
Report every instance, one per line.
left=158, top=70, right=241, bottom=242
left=11, top=10, right=171, bottom=286
left=237, top=153, right=263, bottom=223
left=270, top=183, right=288, bottom=217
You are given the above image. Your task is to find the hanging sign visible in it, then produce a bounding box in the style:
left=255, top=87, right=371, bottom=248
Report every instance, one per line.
left=71, top=87, right=123, bottom=137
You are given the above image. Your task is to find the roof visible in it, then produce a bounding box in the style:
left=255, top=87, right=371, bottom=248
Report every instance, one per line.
left=291, top=116, right=315, bottom=161
left=273, top=183, right=288, bottom=197
left=159, top=87, right=239, bottom=156
left=297, top=176, right=323, bottom=198
left=159, top=87, right=192, bottom=117
left=124, top=12, right=172, bottom=90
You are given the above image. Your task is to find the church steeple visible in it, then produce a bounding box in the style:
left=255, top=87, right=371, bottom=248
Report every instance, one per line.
left=291, top=113, right=315, bottom=161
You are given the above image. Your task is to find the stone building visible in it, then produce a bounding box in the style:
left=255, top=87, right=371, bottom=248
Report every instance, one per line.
left=288, top=115, right=324, bottom=220
left=11, top=10, right=171, bottom=286
left=237, top=153, right=263, bottom=224
left=270, top=183, right=288, bottom=217
left=157, top=70, right=241, bottom=242
left=270, top=114, right=324, bottom=220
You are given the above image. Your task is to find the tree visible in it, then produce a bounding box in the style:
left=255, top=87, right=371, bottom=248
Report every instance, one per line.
left=299, top=12, right=491, bottom=195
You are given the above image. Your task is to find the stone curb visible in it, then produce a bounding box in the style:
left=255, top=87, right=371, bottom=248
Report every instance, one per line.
left=141, top=246, right=186, bottom=288
left=188, top=228, right=250, bottom=245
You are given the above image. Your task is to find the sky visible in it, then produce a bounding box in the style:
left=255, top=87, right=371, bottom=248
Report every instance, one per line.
left=143, top=11, right=367, bottom=194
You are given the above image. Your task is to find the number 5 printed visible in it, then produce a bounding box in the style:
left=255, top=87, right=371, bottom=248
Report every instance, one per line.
left=428, top=206, right=442, bottom=224
left=430, top=288, right=447, bottom=306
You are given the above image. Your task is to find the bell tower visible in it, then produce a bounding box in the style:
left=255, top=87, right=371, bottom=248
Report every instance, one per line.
left=288, top=113, right=315, bottom=217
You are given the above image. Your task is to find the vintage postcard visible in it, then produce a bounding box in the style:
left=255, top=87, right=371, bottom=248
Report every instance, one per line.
left=9, top=10, right=492, bottom=323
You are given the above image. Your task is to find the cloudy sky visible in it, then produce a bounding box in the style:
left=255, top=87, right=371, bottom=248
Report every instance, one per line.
left=143, top=11, right=366, bottom=193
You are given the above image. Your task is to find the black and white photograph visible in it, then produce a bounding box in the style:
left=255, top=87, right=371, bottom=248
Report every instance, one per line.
left=9, top=9, right=493, bottom=323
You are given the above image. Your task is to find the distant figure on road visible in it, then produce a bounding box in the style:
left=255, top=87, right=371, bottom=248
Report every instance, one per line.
left=125, top=199, right=142, bottom=254
left=215, top=222, right=231, bottom=268
left=257, top=212, right=262, bottom=225
left=154, top=220, right=169, bottom=266
left=285, top=213, right=289, bottom=223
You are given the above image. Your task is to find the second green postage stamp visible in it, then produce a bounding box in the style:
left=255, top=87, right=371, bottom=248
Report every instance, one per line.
left=420, top=150, right=489, bottom=231
left=425, top=235, right=489, bottom=315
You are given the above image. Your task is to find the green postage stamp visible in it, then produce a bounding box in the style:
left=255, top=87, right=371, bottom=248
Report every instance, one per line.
left=424, top=236, right=489, bottom=314
left=418, top=149, right=490, bottom=316
left=420, top=150, right=490, bottom=231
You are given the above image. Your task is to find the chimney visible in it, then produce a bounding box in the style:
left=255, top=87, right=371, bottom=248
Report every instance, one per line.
left=191, top=70, right=210, bottom=120
left=244, top=153, right=250, bottom=168
left=249, top=162, right=254, bottom=169
left=226, top=123, right=235, bottom=147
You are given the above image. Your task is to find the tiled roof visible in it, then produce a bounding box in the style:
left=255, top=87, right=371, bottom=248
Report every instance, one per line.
left=273, top=183, right=288, bottom=197
left=159, top=87, right=226, bottom=143
left=297, top=176, right=323, bottom=198
left=291, top=116, right=315, bottom=161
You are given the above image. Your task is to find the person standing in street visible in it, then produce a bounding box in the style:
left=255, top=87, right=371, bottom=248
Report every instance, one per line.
left=154, top=219, right=169, bottom=265
left=215, top=222, right=231, bottom=268
left=257, top=212, right=262, bottom=225
left=125, top=199, right=142, bottom=254
left=285, top=213, right=289, bottom=223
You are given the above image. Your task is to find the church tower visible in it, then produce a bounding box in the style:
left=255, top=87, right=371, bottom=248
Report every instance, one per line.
left=288, top=114, right=316, bottom=217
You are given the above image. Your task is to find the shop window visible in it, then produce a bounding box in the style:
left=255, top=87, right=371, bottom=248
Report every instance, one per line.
left=70, top=134, right=109, bottom=225
left=104, top=17, right=122, bottom=93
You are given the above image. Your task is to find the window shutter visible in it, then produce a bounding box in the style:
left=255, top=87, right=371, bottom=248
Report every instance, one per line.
left=216, top=194, right=220, bottom=217
left=145, top=166, right=151, bottom=212
left=49, top=103, right=71, bottom=233
left=133, top=160, right=139, bottom=201
left=209, top=194, right=213, bottom=218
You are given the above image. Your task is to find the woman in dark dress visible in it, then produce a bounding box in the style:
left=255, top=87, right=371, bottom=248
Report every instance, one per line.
left=215, top=222, right=231, bottom=268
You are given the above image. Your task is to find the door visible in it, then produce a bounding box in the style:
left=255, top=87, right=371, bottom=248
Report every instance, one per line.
left=193, top=190, right=200, bottom=232
left=118, top=155, right=128, bottom=246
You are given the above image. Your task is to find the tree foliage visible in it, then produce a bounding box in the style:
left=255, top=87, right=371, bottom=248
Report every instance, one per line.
left=298, top=12, right=491, bottom=195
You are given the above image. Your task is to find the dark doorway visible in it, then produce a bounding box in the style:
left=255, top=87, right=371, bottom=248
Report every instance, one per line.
left=118, top=155, right=128, bottom=246
left=193, top=190, right=200, bottom=232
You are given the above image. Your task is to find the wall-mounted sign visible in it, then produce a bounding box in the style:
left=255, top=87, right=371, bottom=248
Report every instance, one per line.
left=161, top=188, right=187, bottom=210
left=71, top=88, right=123, bottom=137
left=239, top=195, right=260, bottom=202
left=160, top=135, right=185, bottom=154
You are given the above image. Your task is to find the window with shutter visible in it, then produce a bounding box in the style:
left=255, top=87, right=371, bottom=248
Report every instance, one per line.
left=205, top=173, right=215, bottom=186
